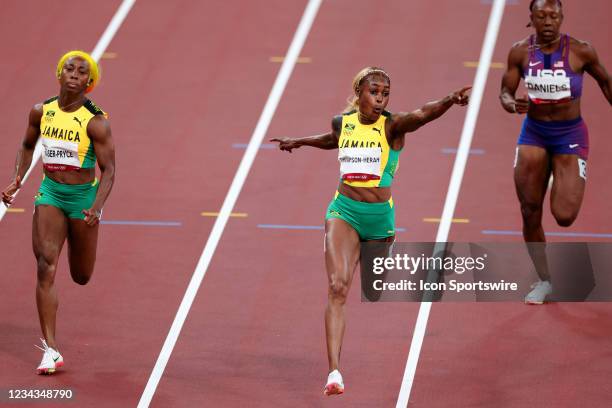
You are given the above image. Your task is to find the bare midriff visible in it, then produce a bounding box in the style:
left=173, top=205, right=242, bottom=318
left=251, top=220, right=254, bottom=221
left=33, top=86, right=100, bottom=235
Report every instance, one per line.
left=44, top=168, right=95, bottom=185
left=338, top=183, right=391, bottom=203
left=528, top=98, right=581, bottom=121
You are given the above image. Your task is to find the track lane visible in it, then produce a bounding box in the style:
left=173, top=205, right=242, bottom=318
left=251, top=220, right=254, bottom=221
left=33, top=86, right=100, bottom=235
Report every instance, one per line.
left=153, top=1, right=492, bottom=406
left=1, top=1, right=307, bottom=406
left=411, top=1, right=612, bottom=407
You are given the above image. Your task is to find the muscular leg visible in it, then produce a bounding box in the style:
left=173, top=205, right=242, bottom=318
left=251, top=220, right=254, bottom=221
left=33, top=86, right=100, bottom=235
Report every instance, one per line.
left=67, top=219, right=99, bottom=285
left=514, top=145, right=551, bottom=281
left=360, top=236, right=394, bottom=302
left=550, top=154, right=586, bottom=227
left=324, top=218, right=360, bottom=372
left=33, top=205, right=68, bottom=350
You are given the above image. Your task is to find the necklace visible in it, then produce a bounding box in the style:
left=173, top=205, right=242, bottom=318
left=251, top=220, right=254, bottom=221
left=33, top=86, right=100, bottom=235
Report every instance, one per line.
left=532, top=34, right=562, bottom=50
left=358, top=110, right=376, bottom=125
left=58, top=97, right=85, bottom=112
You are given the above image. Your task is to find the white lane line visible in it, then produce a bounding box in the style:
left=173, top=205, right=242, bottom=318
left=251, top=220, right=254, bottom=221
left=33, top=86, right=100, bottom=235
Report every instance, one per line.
left=136, top=1, right=323, bottom=406
left=395, top=0, right=506, bottom=407
left=0, top=0, right=136, bottom=222
left=91, top=0, right=136, bottom=61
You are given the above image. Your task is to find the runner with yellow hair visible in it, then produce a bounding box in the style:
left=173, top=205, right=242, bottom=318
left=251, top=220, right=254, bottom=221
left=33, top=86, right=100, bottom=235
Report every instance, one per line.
left=56, top=50, right=101, bottom=94
left=2, top=50, right=115, bottom=374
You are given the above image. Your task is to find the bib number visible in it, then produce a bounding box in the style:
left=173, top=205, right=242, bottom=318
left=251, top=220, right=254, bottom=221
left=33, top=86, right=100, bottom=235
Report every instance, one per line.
left=339, top=147, right=382, bottom=181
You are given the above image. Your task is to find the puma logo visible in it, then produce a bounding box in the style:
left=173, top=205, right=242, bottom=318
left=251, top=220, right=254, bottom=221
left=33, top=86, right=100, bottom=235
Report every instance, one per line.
left=73, top=117, right=83, bottom=128
left=373, top=127, right=381, bottom=136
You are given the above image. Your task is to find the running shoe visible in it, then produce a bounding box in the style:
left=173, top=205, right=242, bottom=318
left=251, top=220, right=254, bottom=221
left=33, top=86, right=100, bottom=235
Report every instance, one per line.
left=323, top=369, right=344, bottom=396
left=35, top=338, right=64, bottom=375
left=524, top=280, right=552, bottom=305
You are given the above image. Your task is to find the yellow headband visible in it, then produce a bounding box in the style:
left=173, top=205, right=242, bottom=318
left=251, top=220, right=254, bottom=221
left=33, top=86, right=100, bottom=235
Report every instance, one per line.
left=354, top=68, right=390, bottom=92
left=56, top=50, right=100, bottom=94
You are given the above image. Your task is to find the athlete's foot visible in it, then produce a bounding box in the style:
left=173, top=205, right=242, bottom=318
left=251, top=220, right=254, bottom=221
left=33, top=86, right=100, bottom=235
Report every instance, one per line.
left=35, top=338, right=64, bottom=375
left=524, top=280, right=552, bottom=305
left=323, top=369, right=344, bottom=396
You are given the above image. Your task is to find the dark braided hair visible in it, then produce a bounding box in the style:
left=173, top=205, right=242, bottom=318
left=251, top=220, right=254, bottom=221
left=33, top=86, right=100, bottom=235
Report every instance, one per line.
left=529, top=0, right=562, bottom=11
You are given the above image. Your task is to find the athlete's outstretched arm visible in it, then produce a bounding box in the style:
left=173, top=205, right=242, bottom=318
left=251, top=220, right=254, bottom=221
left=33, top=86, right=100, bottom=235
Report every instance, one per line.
left=83, top=115, right=115, bottom=226
left=500, top=42, right=529, bottom=114
left=580, top=42, right=612, bottom=105
left=271, top=116, right=341, bottom=153
left=1, top=104, right=43, bottom=206
left=389, top=86, right=471, bottom=138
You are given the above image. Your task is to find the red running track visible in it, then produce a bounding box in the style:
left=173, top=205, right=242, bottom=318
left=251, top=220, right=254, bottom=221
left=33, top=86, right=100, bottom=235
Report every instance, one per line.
left=411, top=1, right=612, bottom=407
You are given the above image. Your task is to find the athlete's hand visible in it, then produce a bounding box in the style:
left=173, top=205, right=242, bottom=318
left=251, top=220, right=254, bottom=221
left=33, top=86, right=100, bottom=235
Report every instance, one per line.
left=512, top=96, right=529, bottom=114
left=450, top=86, right=472, bottom=106
left=82, top=208, right=102, bottom=227
left=2, top=176, right=22, bottom=206
left=270, top=137, right=300, bottom=153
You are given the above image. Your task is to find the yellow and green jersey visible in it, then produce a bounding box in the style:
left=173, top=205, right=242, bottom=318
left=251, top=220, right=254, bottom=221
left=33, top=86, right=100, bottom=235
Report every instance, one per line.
left=40, top=96, right=106, bottom=171
left=338, top=110, right=400, bottom=188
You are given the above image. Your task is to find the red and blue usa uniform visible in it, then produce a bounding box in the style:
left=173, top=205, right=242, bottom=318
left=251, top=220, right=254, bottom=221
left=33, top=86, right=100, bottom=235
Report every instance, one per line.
left=518, top=34, right=589, bottom=160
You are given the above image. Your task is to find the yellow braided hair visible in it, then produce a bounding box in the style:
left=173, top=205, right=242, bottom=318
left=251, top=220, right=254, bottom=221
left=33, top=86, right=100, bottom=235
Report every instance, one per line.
left=56, top=50, right=100, bottom=94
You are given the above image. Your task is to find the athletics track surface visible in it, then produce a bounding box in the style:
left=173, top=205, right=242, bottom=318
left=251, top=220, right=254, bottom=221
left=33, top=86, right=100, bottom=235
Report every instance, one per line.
left=0, top=1, right=610, bottom=407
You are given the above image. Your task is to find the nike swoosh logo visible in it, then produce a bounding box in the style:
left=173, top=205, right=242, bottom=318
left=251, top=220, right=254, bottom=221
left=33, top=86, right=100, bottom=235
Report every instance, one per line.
left=529, top=61, right=541, bottom=67
left=53, top=356, right=60, bottom=362
left=569, top=144, right=579, bottom=148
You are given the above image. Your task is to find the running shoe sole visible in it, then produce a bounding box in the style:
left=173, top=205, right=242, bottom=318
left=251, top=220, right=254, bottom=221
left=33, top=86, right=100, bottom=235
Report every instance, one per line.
left=36, top=360, right=63, bottom=375
left=323, top=383, right=344, bottom=396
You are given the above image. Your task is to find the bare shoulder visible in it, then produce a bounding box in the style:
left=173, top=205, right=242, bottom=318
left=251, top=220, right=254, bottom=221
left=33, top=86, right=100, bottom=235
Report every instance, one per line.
left=511, top=36, right=531, bottom=50
left=332, top=114, right=342, bottom=128
left=87, top=114, right=111, bottom=140
left=568, top=36, right=598, bottom=61
left=510, top=37, right=530, bottom=54
left=31, top=103, right=43, bottom=117
left=568, top=36, right=592, bottom=49
left=506, top=37, right=530, bottom=65
left=27, top=103, right=44, bottom=126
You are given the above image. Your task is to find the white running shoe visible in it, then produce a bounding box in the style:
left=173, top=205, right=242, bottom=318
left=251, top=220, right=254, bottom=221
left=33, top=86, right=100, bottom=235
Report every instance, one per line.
left=323, top=369, right=344, bottom=396
left=525, top=280, right=552, bottom=305
left=35, top=338, right=64, bottom=375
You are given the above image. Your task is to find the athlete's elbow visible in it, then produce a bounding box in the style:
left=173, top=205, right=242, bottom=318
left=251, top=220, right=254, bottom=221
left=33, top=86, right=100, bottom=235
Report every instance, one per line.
left=499, top=92, right=509, bottom=107
left=21, top=140, right=36, bottom=151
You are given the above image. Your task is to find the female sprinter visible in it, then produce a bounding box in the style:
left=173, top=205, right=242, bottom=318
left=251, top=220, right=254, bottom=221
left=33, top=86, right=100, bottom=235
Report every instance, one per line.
left=271, top=67, right=470, bottom=396
left=1, top=51, right=115, bottom=374
left=500, top=0, right=611, bottom=304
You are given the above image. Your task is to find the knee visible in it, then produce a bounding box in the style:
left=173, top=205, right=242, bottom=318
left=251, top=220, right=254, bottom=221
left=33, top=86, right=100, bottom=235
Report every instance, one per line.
left=328, top=277, right=349, bottom=303
left=36, top=257, right=56, bottom=286
left=72, top=276, right=90, bottom=286
left=553, top=210, right=577, bottom=228
left=520, top=201, right=542, bottom=223
left=71, top=271, right=91, bottom=286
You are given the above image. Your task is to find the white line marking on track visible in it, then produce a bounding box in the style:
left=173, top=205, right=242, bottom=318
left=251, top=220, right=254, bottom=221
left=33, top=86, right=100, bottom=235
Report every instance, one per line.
left=136, top=1, right=323, bottom=406
left=0, top=0, right=136, bottom=222
left=395, top=0, right=506, bottom=406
